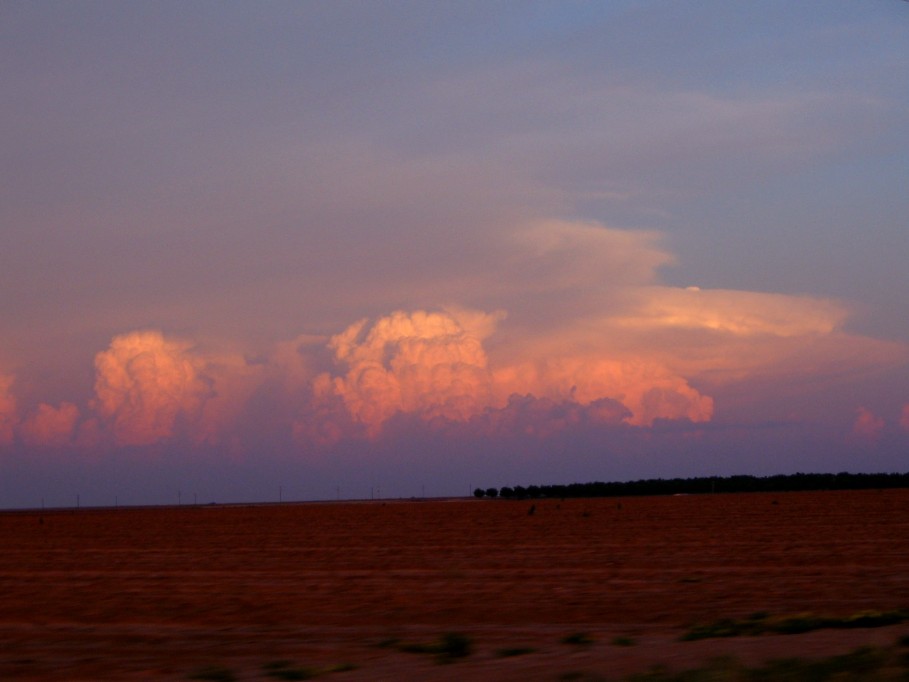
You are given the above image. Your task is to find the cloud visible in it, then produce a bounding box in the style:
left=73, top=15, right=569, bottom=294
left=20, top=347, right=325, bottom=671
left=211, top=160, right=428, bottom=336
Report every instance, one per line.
left=310, top=306, right=713, bottom=436
left=466, top=394, right=631, bottom=439
left=90, top=330, right=267, bottom=449
left=491, top=356, right=713, bottom=427
left=315, top=309, right=502, bottom=435
left=618, top=286, right=847, bottom=337
left=901, top=405, right=909, bottom=432
left=91, top=331, right=213, bottom=446
left=12, top=220, right=907, bottom=459
left=0, top=374, right=17, bottom=446
left=852, top=407, right=885, bottom=441
left=506, top=220, right=673, bottom=291
left=20, top=402, right=80, bottom=448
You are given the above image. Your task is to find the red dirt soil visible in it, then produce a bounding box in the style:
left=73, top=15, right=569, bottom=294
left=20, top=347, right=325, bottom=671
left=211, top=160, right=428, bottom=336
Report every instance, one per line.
left=2, top=489, right=909, bottom=680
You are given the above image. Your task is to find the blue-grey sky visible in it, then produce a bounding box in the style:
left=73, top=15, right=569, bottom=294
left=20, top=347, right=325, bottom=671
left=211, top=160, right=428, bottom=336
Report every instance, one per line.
left=1, top=1, right=908, bottom=508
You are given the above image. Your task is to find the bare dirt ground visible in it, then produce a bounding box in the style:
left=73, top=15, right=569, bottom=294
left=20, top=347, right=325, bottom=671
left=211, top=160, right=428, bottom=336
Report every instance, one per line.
left=2, top=489, right=909, bottom=680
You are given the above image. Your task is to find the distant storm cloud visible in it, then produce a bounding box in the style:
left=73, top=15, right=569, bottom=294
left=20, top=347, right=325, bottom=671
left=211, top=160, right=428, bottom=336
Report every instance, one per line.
left=0, top=374, right=17, bottom=446
left=308, top=306, right=713, bottom=437
left=492, top=356, right=713, bottom=427
left=852, top=407, right=885, bottom=441
left=4, top=221, right=907, bottom=459
left=20, top=402, right=79, bottom=448
left=91, top=331, right=213, bottom=446
left=313, top=309, right=501, bottom=435
left=620, top=287, right=847, bottom=337
left=90, top=330, right=263, bottom=449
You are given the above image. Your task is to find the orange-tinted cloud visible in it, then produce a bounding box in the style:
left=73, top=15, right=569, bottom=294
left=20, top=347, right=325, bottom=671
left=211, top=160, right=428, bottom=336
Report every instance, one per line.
left=467, top=394, right=630, bottom=439
left=316, top=309, right=500, bottom=434
left=312, top=307, right=713, bottom=435
left=852, top=407, right=885, bottom=441
left=0, top=374, right=17, bottom=446
left=92, top=331, right=212, bottom=446
left=491, top=356, right=713, bottom=426
left=618, top=286, right=847, bottom=337
left=20, top=402, right=80, bottom=448
left=91, top=330, right=264, bottom=449
left=508, top=220, right=673, bottom=290
left=24, top=221, right=907, bottom=455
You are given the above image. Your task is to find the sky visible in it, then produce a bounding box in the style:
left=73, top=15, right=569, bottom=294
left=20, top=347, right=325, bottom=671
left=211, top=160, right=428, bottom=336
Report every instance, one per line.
left=1, top=1, right=908, bottom=508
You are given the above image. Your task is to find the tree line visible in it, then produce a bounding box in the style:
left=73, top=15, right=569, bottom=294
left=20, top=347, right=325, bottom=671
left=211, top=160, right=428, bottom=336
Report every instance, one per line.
left=473, top=472, right=909, bottom=500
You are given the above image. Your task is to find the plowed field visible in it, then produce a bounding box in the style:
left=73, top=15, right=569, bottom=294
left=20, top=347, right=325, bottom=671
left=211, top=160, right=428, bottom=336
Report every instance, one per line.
left=2, top=489, right=909, bottom=680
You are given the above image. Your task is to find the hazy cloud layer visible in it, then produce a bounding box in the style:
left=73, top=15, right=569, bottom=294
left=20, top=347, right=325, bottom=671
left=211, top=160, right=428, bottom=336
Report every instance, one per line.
left=20, top=402, right=79, bottom=449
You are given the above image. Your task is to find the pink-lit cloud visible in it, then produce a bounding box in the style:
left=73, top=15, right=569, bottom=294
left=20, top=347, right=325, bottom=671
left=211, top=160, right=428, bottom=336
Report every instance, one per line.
left=900, top=405, right=909, bottom=432
left=20, top=402, right=80, bottom=448
left=308, top=306, right=712, bottom=437
left=0, top=374, right=17, bottom=447
left=91, top=331, right=214, bottom=446
left=6, top=221, right=907, bottom=460
left=467, top=394, right=631, bottom=440
left=852, top=407, right=885, bottom=441
left=90, top=330, right=265, bottom=449
left=313, top=309, right=501, bottom=435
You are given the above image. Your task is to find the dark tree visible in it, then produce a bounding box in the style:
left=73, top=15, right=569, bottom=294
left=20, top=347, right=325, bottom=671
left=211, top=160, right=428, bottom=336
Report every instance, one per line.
left=500, top=486, right=515, bottom=499
left=473, top=488, right=485, bottom=498
left=485, top=487, right=499, bottom=498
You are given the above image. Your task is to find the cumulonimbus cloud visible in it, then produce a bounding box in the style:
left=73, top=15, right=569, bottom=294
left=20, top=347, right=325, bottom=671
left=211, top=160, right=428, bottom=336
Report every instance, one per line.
left=90, top=330, right=267, bottom=449
left=9, top=220, right=908, bottom=457
left=313, top=309, right=502, bottom=434
left=91, top=331, right=211, bottom=446
left=309, top=306, right=713, bottom=436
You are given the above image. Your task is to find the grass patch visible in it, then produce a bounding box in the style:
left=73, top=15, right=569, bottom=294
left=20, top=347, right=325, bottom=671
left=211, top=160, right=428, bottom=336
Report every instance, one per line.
left=680, top=609, right=909, bottom=641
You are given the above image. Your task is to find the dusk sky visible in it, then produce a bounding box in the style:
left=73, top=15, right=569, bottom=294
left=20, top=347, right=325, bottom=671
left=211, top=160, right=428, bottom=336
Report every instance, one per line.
left=2, top=1, right=908, bottom=508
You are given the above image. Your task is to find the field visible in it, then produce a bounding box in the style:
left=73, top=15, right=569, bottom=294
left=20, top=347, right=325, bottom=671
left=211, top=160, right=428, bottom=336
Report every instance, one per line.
left=2, top=489, right=909, bottom=680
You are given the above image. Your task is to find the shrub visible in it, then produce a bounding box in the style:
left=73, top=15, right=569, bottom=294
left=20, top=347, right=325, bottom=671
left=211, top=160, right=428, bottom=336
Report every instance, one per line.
left=561, top=632, right=594, bottom=646
left=495, top=646, right=536, bottom=658
left=396, top=632, right=473, bottom=663
left=262, top=660, right=316, bottom=680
